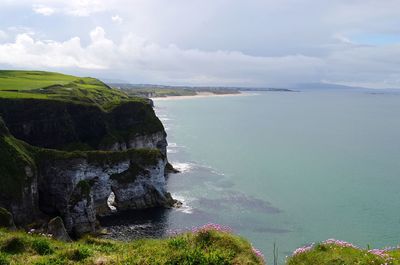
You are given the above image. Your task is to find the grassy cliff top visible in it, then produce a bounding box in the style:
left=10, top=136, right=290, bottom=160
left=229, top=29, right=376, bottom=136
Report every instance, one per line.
left=287, top=239, right=400, bottom=265
left=0, top=70, right=140, bottom=110
left=0, top=226, right=264, bottom=265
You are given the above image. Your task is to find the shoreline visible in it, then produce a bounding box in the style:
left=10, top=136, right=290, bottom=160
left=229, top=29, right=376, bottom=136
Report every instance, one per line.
left=151, top=91, right=256, bottom=101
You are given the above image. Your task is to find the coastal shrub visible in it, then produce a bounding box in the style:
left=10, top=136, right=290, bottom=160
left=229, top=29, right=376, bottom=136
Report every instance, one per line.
left=168, top=237, right=188, bottom=249
left=0, top=227, right=265, bottom=265
left=203, top=249, right=234, bottom=265
left=76, top=180, right=91, bottom=197
left=0, top=208, right=13, bottom=228
left=195, top=229, right=213, bottom=247
left=31, top=238, right=54, bottom=255
left=1, top=236, right=26, bottom=254
left=63, top=245, right=92, bottom=261
left=83, top=236, right=117, bottom=253
left=33, top=257, right=66, bottom=265
left=0, top=253, right=10, bottom=265
left=287, top=239, right=394, bottom=265
left=168, top=247, right=233, bottom=265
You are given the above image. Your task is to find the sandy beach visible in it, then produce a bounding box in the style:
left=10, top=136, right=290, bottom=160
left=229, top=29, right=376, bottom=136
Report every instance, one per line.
left=151, top=91, right=256, bottom=101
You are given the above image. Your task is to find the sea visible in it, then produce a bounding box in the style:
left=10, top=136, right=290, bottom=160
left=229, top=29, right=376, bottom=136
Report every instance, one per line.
left=100, top=89, right=400, bottom=264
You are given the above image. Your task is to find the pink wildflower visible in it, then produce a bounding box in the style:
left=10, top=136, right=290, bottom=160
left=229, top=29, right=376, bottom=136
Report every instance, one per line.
left=191, top=223, right=233, bottom=233
left=368, top=249, right=393, bottom=262
left=322, top=239, right=359, bottom=249
left=292, top=243, right=314, bottom=256
left=252, top=246, right=265, bottom=262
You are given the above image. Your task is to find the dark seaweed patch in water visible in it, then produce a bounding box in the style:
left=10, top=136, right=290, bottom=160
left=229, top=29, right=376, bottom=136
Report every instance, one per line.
left=197, top=191, right=281, bottom=214
left=252, top=227, right=291, bottom=234
left=212, top=179, right=235, bottom=188
left=99, top=208, right=170, bottom=241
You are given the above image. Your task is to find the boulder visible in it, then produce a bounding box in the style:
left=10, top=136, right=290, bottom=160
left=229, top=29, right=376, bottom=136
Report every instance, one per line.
left=48, top=217, right=71, bottom=242
left=0, top=207, right=16, bottom=230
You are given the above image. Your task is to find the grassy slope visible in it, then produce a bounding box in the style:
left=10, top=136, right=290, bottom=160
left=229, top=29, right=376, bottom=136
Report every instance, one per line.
left=0, top=70, right=163, bottom=198
left=0, top=71, right=134, bottom=110
left=1, top=229, right=399, bottom=265
left=0, top=228, right=264, bottom=265
left=0, top=118, right=36, bottom=200
left=123, top=87, right=197, bottom=98
left=287, top=241, right=400, bottom=265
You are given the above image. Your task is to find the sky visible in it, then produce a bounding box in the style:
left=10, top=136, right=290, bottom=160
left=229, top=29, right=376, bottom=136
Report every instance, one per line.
left=0, top=0, right=400, bottom=88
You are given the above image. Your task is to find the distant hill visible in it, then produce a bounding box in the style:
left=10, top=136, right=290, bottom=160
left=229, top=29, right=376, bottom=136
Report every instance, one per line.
left=0, top=70, right=134, bottom=110
left=108, top=83, right=294, bottom=98
left=295, top=83, right=369, bottom=90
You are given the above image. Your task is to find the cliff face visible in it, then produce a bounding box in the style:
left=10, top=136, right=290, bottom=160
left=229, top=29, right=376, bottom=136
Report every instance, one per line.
left=36, top=149, right=173, bottom=236
left=0, top=86, right=174, bottom=236
left=0, top=118, right=39, bottom=225
left=0, top=99, right=165, bottom=154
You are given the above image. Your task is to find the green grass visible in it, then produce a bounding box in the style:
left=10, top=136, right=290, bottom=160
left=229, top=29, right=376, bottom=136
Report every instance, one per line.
left=123, top=87, right=198, bottom=98
left=0, top=71, right=77, bottom=90
left=0, top=228, right=264, bottom=265
left=287, top=241, right=400, bottom=265
left=0, top=118, right=37, bottom=199
left=34, top=147, right=163, bottom=167
left=0, top=70, right=134, bottom=110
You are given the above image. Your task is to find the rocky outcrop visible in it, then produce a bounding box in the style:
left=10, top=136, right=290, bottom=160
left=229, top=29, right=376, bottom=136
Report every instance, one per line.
left=0, top=207, right=16, bottom=229
left=0, top=96, right=176, bottom=237
left=35, top=148, right=175, bottom=236
left=0, top=118, right=40, bottom=225
left=0, top=99, right=165, bottom=153
left=111, top=159, right=174, bottom=210
left=47, top=217, right=71, bottom=242
left=106, top=131, right=168, bottom=156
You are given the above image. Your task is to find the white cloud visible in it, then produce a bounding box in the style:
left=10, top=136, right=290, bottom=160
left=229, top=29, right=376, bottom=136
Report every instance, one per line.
left=0, top=31, right=106, bottom=69
left=111, top=15, right=123, bottom=24
left=2, top=26, right=400, bottom=88
left=2, top=1, right=400, bottom=87
left=0, top=27, right=325, bottom=86
left=30, top=0, right=114, bottom=16
left=64, top=0, right=110, bottom=16
left=332, top=34, right=355, bottom=45
left=33, top=4, right=55, bottom=16
left=0, top=30, right=8, bottom=41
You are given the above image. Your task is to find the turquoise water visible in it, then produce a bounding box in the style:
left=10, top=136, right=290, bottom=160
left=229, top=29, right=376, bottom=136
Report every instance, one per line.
left=153, top=90, right=400, bottom=263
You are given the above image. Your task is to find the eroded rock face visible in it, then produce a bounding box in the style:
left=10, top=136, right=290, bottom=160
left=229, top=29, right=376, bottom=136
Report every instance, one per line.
left=106, top=131, right=168, bottom=156
left=0, top=99, right=164, bottom=151
left=0, top=99, right=175, bottom=236
left=6, top=166, right=39, bottom=225
left=37, top=153, right=172, bottom=236
left=111, top=159, right=170, bottom=210
left=0, top=119, right=40, bottom=225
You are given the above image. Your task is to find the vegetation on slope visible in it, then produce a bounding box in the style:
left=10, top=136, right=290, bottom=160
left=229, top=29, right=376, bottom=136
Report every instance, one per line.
left=287, top=239, right=400, bottom=265
left=34, top=147, right=163, bottom=167
left=0, top=70, right=134, bottom=110
left=1, top=227, right=400, bottom=265
left=0, top=71, right=164, bottom=152
left=110, top=83, right=240, bottom=98
left=0, top=118, right=36, bottom=200
left=0, top=224, right=264, bottom=265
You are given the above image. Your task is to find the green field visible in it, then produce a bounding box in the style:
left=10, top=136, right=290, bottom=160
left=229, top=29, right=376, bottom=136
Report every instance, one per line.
left=111, top=83, right=240, bottom=98
left=0, top=71, right=133, bottom=110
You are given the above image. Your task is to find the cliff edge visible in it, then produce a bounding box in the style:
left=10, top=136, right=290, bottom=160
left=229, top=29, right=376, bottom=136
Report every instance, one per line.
left=0, top=70, right=176, bottom=236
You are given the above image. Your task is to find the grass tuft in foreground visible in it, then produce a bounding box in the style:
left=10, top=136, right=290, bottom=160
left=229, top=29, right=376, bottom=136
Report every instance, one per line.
left=287, top=239, right=400, bottom=265
left=0, top=224, right=265, bottom=265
